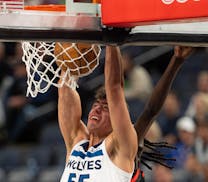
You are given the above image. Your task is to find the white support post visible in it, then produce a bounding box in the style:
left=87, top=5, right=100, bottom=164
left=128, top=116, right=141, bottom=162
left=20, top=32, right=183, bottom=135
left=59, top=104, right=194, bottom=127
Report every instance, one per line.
left=0, top=0, right=24, bottom=11
left=65, top=0, right=101, bottom=16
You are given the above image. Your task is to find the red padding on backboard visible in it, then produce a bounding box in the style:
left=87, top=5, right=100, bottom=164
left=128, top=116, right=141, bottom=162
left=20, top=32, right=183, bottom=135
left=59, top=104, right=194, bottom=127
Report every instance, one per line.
left=101, top=0, right=208, bottom=27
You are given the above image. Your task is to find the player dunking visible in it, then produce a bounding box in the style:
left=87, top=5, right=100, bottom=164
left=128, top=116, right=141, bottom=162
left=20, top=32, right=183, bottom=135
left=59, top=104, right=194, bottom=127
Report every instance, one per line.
left=58, top=45, right=193, bottom=182
left=59, top=46, right=138, bottom=182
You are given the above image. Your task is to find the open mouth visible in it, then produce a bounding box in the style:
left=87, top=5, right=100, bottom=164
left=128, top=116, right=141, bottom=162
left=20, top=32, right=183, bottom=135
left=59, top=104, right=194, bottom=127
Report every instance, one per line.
left=91, top=116, right=99, bottom=121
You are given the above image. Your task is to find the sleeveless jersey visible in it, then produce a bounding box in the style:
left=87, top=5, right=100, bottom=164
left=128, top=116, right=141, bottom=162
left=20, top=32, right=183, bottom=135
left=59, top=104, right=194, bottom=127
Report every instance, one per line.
left=60, top=139, right=133, bottom=182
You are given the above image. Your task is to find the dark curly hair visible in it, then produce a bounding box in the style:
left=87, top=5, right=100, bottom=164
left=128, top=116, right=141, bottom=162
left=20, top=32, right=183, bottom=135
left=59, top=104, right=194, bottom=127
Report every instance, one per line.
left=139, top=139, right=176, bottom=170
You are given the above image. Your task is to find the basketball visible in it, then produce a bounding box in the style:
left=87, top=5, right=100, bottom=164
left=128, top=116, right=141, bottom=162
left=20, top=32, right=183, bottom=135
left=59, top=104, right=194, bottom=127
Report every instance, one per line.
left=54, top=42, right=100, bottom=76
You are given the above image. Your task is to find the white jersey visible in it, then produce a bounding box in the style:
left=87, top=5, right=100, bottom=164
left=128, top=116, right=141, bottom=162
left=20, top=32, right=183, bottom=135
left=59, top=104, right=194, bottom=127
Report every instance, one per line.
left=60, top=139, right=133, bottom=182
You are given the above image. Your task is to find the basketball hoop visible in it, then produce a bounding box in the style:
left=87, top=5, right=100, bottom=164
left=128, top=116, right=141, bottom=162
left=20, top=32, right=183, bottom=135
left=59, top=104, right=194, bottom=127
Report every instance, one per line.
left=22, top=41, right=101, bottom=97
left=21, top=4, right=101, bottom=97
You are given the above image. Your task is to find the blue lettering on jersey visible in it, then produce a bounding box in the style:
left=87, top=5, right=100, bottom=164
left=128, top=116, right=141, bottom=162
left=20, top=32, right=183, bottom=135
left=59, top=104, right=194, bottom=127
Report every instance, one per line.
left=68, top=173, right=76, bottom=182
left=68, top=173, right=90, bottom=182
left=79, top=174, right=90, bottom=182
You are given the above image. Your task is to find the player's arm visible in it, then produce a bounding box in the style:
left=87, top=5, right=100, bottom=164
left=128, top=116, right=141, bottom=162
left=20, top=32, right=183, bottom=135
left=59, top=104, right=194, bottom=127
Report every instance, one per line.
left=58, top=75, right=88, bottom=158
left=105, top=46, right=138, bottom=164
left=135, top=46, right=194, bottom=155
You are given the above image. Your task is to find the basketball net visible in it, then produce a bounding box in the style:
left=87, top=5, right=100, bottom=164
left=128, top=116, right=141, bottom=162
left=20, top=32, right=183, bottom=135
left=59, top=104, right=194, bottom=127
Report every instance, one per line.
left=22, top=42, right=101, bottom=97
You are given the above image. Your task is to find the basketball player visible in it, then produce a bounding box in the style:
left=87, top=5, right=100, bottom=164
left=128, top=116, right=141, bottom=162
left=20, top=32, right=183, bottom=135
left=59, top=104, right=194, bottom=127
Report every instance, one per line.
left=131, top=46, right=194, bottom=181
left=59, top=46, right=138, bottom=182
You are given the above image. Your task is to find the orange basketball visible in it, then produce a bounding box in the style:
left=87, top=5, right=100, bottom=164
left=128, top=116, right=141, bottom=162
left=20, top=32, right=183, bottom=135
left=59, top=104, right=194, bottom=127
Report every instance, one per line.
left=54, top=42, right=100, bottom=76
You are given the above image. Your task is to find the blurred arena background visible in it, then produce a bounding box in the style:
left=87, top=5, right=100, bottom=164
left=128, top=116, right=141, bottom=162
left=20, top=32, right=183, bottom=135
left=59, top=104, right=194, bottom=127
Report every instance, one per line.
left=1, top=1, right=208, bottom=182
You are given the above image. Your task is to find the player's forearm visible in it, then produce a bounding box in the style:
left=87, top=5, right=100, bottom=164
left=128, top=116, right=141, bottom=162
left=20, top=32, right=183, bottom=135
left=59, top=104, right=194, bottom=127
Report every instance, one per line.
left=58, top=85, right=82, bottom=143
left=58, top=71, right=82, bottom=121
left=146, top=56, right=183, bottom=115
left=59, top=85, right=79, bottom=113
left=142, top=46, right=193, bottom=121
left=135, top=55, right=184, bottom=139
left=105, top=46, right=123, bottom=89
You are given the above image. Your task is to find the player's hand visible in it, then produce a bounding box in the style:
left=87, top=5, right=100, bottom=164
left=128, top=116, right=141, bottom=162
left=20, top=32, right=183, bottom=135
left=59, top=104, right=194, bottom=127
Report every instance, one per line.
left=174, top=46, right=194, bottom=60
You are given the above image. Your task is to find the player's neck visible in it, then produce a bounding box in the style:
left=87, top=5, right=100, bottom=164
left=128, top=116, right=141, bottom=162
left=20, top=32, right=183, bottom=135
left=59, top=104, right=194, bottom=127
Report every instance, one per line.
left=88, top=133, right=104, bottom=148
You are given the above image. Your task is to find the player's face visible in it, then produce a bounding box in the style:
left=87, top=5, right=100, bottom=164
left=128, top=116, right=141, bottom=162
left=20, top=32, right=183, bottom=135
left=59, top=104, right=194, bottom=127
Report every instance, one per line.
left=87, top=99, right=112, bottom=136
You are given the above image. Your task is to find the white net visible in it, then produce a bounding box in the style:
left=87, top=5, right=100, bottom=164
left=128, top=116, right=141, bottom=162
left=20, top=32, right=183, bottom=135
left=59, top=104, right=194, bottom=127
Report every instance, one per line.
left=22, top=42, right=101, bottom=97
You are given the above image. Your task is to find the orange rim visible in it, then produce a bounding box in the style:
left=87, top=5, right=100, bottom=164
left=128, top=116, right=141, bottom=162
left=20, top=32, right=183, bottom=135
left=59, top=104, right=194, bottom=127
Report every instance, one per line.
left=24, top=4, right=66, bottom=12
left=92, top=0, right=101, bottom=3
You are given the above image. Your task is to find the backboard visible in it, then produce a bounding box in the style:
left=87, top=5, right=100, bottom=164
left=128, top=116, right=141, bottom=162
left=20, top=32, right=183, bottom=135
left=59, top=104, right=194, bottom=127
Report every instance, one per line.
left=0, top=0, right=208, bottom=46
